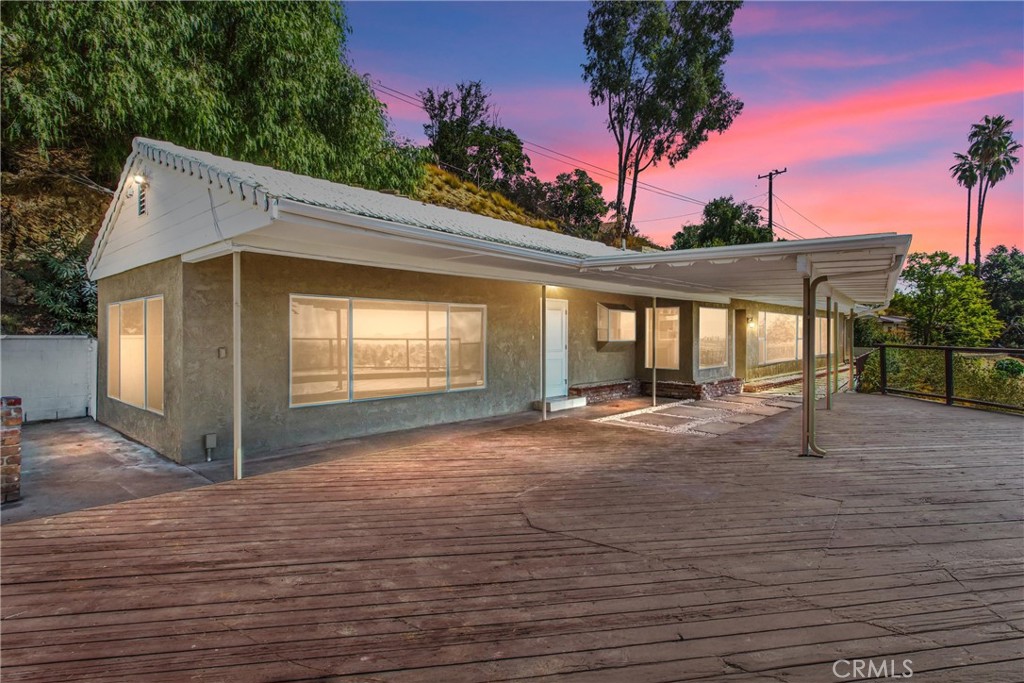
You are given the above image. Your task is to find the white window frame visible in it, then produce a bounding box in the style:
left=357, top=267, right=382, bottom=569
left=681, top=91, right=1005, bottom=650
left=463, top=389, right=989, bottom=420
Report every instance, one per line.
left=596, top=303, right=637, bottom=343
left=106, top=295, right=164, bottom=415
left=289, top=294, right=487, bottom=408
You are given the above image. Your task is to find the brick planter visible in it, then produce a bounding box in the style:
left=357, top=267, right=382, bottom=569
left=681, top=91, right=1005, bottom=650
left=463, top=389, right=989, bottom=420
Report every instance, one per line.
left=639, top=377, right=744, bottom=400
left=569, top=379, right=640, bottom=404
left=2, top=396, right=23, bottom=503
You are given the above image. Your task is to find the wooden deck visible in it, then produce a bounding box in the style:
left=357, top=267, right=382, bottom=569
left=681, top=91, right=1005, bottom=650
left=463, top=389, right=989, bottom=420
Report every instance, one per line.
left=2, top=393, right=1022, bottom=682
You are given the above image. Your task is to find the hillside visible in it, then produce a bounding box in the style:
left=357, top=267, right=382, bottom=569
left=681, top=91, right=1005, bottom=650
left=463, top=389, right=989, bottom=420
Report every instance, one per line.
left=411, top=166, right=561, bottom=233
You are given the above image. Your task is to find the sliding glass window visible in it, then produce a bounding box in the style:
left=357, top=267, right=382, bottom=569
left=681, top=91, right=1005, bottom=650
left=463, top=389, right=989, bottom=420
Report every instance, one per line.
left=290, top=295, right=485, bottom=406
left=644, top=307, right=680, bottom=370
left=107, top=296, right=164, bottom=414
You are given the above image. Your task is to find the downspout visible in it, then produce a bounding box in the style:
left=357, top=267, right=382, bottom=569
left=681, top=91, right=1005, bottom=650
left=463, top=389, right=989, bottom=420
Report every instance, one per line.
left=801, top=275, right=828, bottom=457
left=232, top=250, right=243, bottom=479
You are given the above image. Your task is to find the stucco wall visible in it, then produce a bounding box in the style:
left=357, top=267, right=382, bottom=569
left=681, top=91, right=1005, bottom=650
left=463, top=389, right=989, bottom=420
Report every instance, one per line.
left=171, top=254, right=639, bottom=463
left=97, top=257, right=183, bottom=461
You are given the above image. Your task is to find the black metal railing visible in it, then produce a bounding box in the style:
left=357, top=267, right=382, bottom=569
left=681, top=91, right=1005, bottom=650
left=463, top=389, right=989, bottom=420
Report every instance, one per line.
left=875, top=344, right=1024, bottom=413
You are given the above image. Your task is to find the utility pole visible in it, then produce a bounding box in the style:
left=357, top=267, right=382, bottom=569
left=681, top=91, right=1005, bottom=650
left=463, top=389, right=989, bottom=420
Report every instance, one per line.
left=757, top=168, right=787, bottom=234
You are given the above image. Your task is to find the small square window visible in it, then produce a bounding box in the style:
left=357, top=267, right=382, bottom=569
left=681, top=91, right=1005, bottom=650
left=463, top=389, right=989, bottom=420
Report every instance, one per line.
left=597, top=303, right=636, bottom=342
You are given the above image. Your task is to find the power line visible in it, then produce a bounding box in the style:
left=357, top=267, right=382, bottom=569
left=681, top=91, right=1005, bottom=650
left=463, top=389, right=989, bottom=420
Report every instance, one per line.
left=773, top=194, right=834, bottom=237
left=370, top=80, right=708, bottom=208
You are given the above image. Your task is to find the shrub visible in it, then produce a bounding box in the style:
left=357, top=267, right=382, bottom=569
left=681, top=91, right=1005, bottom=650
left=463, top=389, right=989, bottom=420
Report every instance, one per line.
left=994, top=358, right=1024, bottom=378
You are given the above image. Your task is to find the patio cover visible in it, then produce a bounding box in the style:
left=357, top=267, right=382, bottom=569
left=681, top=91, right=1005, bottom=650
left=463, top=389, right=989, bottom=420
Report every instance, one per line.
left=90, top=139, right=913, bottom=476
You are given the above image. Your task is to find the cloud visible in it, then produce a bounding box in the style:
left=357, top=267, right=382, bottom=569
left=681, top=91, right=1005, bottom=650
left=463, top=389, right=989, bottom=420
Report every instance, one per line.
left=733, top=3, right=904, bottom=37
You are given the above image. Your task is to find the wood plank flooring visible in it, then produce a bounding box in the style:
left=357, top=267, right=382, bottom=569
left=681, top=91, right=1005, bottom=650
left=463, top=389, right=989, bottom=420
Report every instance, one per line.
left=2, top=393, right=1022, bottom=682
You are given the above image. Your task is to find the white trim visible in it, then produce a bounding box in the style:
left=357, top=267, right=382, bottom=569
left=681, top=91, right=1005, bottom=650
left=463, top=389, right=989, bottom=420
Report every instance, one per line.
left=105, top=294, right=164, bottom=416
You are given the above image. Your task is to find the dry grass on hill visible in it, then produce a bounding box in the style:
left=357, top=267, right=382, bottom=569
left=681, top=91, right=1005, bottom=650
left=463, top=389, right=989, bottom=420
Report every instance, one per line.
left=411, top=165, right=561, bottom=233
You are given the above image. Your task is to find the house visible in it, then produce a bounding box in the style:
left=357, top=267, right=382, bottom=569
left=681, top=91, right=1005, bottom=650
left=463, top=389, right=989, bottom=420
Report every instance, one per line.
left=88, top=138, right=911, bottom=472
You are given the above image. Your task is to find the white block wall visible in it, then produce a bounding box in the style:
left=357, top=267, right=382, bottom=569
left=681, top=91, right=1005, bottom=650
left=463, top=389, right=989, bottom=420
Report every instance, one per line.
left=0, top=336, right=97, bottom=422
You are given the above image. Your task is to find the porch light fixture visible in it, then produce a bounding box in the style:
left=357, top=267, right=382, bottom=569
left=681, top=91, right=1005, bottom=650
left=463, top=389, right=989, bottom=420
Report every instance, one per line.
left=133, top=174, right=148, bottom=186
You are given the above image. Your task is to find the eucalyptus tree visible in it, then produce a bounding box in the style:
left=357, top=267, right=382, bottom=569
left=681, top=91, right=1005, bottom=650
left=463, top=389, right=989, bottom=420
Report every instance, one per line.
left=966, top=115, right=1021, bottom=270
left=419, top=81, right=532, bottom=191
left=582, top=0, right=743, bottom=240
left=949, top=152, right=978, bottom=266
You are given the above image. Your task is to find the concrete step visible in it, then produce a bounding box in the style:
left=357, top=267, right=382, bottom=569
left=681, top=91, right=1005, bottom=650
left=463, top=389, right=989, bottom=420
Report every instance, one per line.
left=531, top=396, right=587, bottom=412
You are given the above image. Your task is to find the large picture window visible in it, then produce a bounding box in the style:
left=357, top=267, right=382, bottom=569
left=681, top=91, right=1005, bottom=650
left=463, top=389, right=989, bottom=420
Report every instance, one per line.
left=107, top=296, right=164, bottom=413
left=644, top=307, right=680, bottom=370
left=698, top=307, right=729, bottom=369
left=758, top=311, right=829, bottom=365
left=290, top=295, right=485, bottom=406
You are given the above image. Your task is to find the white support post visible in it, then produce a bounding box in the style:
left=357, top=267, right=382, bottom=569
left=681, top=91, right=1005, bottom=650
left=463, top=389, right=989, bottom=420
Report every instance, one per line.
left=652, top=296, right=658, bottom=407
left=825, top=296, right=833, bottom=411
left=540, top=284, right=547, bottom=421
left=232, top=250, right=243, bottom=480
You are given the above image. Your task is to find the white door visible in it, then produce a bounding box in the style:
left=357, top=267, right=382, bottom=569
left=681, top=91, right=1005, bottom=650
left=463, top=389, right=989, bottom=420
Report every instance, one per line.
left=545, top=299, right=569, bottom=398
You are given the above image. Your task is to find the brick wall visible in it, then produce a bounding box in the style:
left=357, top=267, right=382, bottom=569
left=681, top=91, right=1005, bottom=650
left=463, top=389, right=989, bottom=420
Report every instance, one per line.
left=639, top=377, right=743, bottom=400
left=2, top=396, right=23, bottom=503
left=569, top=379, right=640, bottom=404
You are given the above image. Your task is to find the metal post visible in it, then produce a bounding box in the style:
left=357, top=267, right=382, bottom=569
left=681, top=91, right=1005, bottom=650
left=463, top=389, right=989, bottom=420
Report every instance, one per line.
left=801, top=275, right=828, bottom=457
left=232, top=250, right=243, bottom=480
left=944, top=347, right=954, bottom=406
left=825, top=296, right=833, bottom=411
left=540, top=285, right=547, bottom=421
left=847, top=314, right=855, bottom=391
left=879, top=344, right=888, bottom=395
left=833, top=302, right=840, bottom=395
left=652, top=296, right=658, bottom=407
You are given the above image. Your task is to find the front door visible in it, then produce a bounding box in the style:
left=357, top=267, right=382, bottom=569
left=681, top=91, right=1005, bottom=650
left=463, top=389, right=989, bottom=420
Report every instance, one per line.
left=545, top=299, right=569, bottom=398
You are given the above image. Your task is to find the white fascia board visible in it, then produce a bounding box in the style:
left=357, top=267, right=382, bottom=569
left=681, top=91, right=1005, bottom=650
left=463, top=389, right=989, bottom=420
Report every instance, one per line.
left=581, top=233, right=911, bottom=269
left=275, top=199, right=586, bottom=269
left=87, top=151, right=141, bottom=279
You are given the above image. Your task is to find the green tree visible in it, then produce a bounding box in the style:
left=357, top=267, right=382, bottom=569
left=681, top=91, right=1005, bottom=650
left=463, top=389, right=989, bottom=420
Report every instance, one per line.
left=949, top=152, right=977, bottom=266
left=582, top=0, right=743, bottom=241
left=979, top=245, right=1024, bottom=347
left=2, top=1, right=426, bottom=333
left=889, top=252, right=1002, bottom=347
left=966, top=115, right=1021, bottom=270
left=419, top=81, right=531, bottom=190
left=545, top=170, right=610, bottom=240
left=670, top=196, right=772, bottom=249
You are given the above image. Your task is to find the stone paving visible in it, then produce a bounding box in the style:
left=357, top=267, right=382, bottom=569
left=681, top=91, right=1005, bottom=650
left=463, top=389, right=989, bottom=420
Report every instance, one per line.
left=594, top=392, right=804, bottom=436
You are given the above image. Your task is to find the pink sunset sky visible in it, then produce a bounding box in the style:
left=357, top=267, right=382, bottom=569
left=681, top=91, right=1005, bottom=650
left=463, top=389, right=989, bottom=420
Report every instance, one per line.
left=347, top=1, right=1023, bottom=256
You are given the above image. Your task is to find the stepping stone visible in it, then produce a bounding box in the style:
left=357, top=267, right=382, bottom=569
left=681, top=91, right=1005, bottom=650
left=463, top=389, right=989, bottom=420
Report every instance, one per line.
left=691, top=400, right=736, bottom=411
left=714, top=395, right=768, bottom=405
left=659, top=405, right=719, bottom=418
left=690, top=421, right=743, bottom=435
left=620, top=413, right=692, bottom=429
left=738, top=404, right=787, bottom=416
left=723, top=413, right=765, bottom=424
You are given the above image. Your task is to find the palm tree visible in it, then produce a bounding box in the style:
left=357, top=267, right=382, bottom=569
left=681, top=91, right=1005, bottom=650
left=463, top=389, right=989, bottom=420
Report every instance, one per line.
left=949, top=152, right=977, bottom=267
left=967, top=115, right=1022, bottom=270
